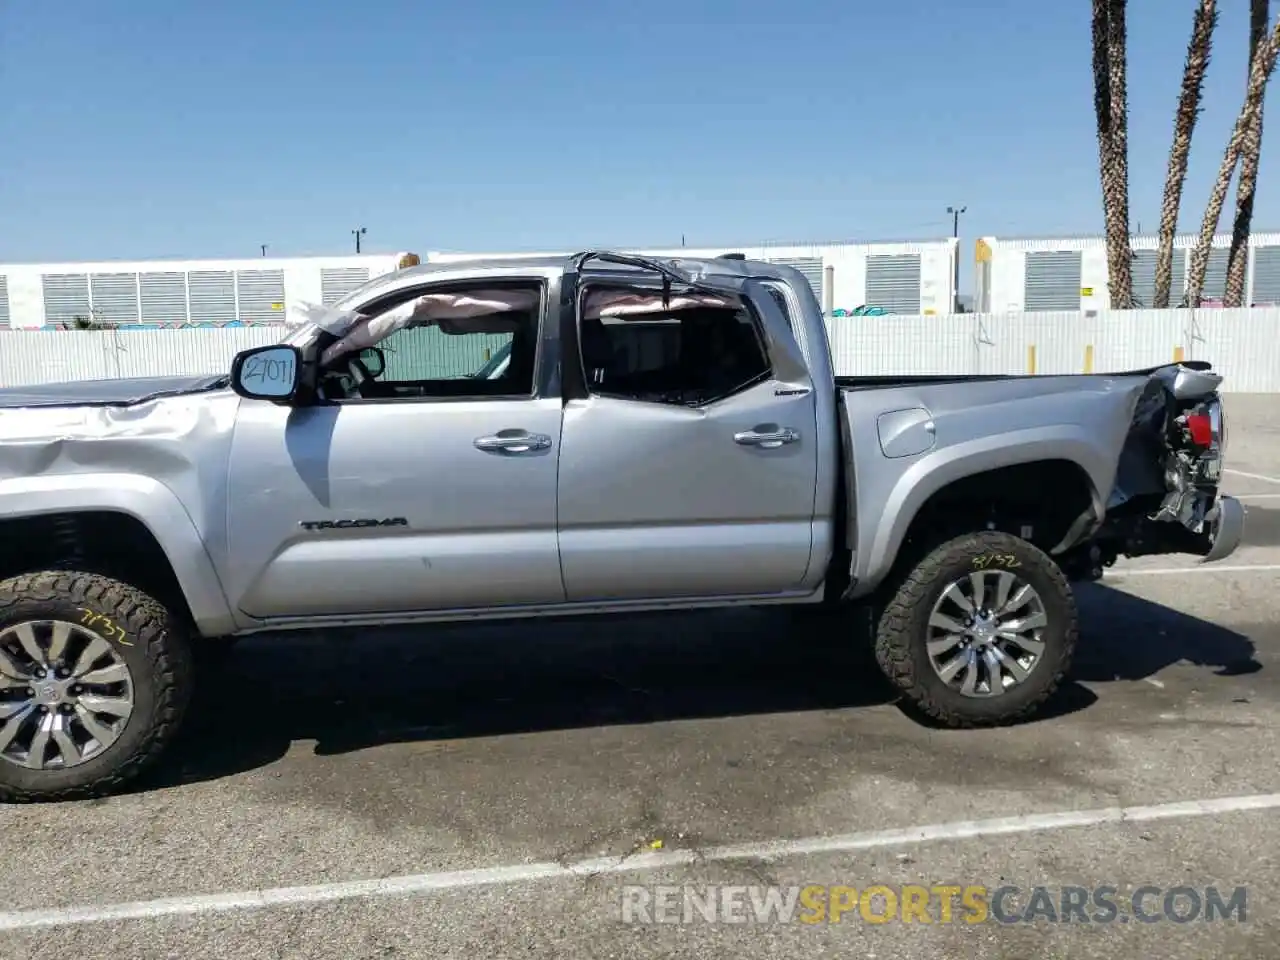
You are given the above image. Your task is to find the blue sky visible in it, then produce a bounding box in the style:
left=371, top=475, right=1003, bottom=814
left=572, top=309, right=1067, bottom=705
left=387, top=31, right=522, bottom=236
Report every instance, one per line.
left=0, top=0, right=1275, bottom=267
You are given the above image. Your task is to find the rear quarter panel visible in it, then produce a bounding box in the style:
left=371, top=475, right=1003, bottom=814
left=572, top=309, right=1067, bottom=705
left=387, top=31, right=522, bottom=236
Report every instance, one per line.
left=840, top=374, right=1152, bottom=596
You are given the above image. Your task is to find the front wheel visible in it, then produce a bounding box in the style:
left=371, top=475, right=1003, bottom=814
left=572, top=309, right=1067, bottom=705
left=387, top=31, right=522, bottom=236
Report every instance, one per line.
left=0, top=571, right=194, bottom=802
left=873, top=531, right=1078, bottom=727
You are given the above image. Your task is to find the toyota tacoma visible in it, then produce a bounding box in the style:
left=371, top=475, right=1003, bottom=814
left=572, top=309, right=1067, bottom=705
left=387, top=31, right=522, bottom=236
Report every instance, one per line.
left=0, top=251, right=1244, bottom=801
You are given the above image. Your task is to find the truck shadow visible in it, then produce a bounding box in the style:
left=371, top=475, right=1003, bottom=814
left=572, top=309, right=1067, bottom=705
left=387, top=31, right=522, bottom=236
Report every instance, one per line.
left=145, top=583, right=1259, bottom=791
left=1071, top=580, right=1262, bottom=681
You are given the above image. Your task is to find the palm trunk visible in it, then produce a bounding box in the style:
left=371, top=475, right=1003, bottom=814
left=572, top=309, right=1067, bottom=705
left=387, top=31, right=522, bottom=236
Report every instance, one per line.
left=1187, top=13, right=1280, bottom=307
left=1092, top=0, right=1114, bottom=191
left=1092, top=0, right=1134, bottom=308
left=1105, top=0, right=1134, bottom=308
left=1153, top=0, right=1217, bottom=308
left=1223, top=0, right=1271, bottom=306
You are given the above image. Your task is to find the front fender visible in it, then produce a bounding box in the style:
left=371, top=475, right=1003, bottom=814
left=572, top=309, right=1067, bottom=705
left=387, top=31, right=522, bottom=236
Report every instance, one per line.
left=0, top=472, right=237, bottom=636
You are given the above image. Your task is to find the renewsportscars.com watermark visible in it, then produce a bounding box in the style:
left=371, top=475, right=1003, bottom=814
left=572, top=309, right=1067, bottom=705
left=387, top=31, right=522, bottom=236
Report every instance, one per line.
left=619, top=884, right=1248, bottom=925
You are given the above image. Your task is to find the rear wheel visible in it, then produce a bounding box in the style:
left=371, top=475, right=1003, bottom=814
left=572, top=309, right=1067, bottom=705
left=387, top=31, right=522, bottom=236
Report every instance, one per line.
left=0, top=571, right=194, bottom=802
left=873, top=530, right=1077, bottom=727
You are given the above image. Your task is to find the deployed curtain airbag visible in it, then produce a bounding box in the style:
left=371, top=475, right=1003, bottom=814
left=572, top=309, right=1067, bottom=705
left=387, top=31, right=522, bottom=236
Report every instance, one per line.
left=304, top=289, right=734, bottom=366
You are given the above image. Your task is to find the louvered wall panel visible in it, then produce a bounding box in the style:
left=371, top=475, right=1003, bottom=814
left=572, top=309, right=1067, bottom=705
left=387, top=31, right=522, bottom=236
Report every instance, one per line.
left=89, top=272, right=139, bottom=323
left=1250, top=245, right=1280, bottom=305
left=187, top=270, right=236, bottom=323
left=1023, top=251, right=1082, bottom=311
left=321, top=267, right=371, bottom=306
left=1130, top=249, right=1187, bottom=308
left=0, top=276, right=9, bottom=328
left=140, top=272, right=189, bottom=324
left=42, top=274, right=91, bottom=324
left=235, top=269, right=286, bottom=322
left=864, top=254, right=921, bottom=313
left=1196, top=247, right=1230, bottom=302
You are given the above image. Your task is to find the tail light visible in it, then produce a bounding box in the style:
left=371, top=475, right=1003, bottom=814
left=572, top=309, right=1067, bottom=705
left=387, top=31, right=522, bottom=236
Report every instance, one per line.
left=1176, top=399, right=1225, bottom=483
left=1185, top=412, right=1213, bottom=448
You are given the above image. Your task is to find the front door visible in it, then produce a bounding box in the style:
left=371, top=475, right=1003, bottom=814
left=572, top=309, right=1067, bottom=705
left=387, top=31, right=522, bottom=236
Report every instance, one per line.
left=555, top=280, right=820, bottom=601
left=223, top=280, right=565, bottom=620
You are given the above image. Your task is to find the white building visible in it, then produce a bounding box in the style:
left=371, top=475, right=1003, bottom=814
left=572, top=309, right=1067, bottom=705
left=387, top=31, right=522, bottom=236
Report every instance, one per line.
left=0, top=252, right=417, bottom=330
left=974, top=231, right=1280, bottom=312
left=429, top=239, right=959, bottom=318
left=0, top=238, right=959, bottom=329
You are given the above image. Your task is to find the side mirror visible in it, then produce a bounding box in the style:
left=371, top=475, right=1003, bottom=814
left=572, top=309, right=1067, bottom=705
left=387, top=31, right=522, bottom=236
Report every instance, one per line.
left=230, top=344, right=301, bottom=401
left=357, top=347, right=385, bottom=377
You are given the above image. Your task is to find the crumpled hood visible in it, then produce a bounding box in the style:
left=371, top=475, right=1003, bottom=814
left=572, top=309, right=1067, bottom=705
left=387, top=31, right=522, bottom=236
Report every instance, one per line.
left=0, top=374, right=227, bottom=409
left=0, top=380, right=242, bottom=533
left=0, top=381, right=242, bottom=571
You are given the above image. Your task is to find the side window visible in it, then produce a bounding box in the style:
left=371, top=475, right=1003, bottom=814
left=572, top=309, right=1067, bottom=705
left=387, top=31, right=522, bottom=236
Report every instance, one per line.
left=321, top=283, right=541, bottom=401
left=379, top=326, right=515, bottom=383
left=578, top=287, right=772, bottom=407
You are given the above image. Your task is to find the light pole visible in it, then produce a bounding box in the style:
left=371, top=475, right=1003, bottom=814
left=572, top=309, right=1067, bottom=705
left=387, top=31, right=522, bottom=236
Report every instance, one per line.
left=352, top=227, right=367, bottom=254
left=947, top=205, right=966, bottom=313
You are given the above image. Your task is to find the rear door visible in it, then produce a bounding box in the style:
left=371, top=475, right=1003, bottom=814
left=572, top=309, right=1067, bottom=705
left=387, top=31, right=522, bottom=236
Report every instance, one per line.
left=555, top=276, right=821, bottom=602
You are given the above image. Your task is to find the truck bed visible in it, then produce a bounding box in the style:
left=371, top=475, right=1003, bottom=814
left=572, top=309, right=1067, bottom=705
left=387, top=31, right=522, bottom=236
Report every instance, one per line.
left=834, top=360, right=1211, bottom=393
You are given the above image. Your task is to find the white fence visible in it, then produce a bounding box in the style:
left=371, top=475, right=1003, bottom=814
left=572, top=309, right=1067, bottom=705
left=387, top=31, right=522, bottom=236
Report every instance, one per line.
left=0, top=327, right=282, bottom=387
left=826, top=307, right=1280, bottom=392
left=2, top=307, right=1280, bottom=393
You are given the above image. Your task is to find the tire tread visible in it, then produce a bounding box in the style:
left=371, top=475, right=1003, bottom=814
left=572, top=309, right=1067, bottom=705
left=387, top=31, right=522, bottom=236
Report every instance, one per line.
left=0, top=570, right=192, bottom=803
left=873, top=531, right=1078, bottom=728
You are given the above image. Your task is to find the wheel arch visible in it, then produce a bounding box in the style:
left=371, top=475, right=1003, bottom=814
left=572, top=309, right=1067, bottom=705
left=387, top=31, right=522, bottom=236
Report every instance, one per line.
left=851, top=435, right=1107, bottom=598
left=0, top=475, right=236, bottom=637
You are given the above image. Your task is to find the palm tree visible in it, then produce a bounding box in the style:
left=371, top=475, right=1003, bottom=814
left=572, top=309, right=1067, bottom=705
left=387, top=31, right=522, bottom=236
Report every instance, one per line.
left=1153, top=0, right=1218, bottom=308
left=1187, top=12, right=1280, bottom=307
left=1092, top=0, right=1134, bottom=308
left=1223, top=0, right=1272, bottom=306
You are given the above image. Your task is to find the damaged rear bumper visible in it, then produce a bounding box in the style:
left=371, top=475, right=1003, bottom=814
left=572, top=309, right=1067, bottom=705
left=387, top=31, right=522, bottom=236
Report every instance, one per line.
left=1199, top=494, right=1245, bottom=564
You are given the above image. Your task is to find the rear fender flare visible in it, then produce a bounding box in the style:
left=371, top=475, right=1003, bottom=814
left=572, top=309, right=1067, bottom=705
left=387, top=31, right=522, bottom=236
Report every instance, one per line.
left=853, top=428, right=1112, bottom=596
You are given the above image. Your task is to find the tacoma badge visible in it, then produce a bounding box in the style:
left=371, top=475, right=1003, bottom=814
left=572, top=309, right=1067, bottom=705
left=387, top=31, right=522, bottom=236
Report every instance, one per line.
left=298, top=518, right=409, bottom=531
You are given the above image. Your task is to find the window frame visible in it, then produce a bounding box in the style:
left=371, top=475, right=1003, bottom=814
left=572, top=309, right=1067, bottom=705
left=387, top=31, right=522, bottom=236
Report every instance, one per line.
left=573, top=280, right=776, bottom=409
left=316, top=277, right=549, bottom=406
left=761, top=283, right=796, bottom=330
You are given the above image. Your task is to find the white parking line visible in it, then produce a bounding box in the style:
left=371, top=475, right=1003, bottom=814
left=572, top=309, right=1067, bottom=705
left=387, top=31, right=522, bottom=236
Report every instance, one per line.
left=1226, top=468, right=1280, bottom=485
left=1110, top=563, right=1280, bottom=577
left=1, top=793, right=1279, bottom=932
left=1237, top=493, right=1280, bottom=500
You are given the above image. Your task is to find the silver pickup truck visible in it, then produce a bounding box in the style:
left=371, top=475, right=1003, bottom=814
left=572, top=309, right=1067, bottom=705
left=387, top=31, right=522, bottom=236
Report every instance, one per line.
left=0, top=251, right=1244, bottom=801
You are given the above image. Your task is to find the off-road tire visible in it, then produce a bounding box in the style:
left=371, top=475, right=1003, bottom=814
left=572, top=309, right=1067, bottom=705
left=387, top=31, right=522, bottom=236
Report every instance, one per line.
left=0, top=571, right=194, bottom=802
left=873, top=531, right=1078, bottom=727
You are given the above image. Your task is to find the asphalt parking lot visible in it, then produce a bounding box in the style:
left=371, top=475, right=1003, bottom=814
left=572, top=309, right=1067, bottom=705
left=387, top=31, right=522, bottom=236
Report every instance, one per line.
left=4, top=393, right=1280, bottom=959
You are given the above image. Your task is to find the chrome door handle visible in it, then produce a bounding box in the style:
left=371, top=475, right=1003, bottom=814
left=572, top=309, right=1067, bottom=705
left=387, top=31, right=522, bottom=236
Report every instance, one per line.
left=474, top=432, right=552, bottom=454
left=734, top=427, right=800, bottom=448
